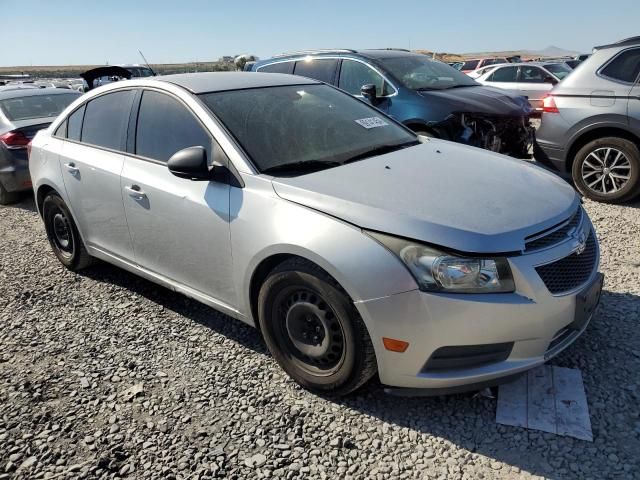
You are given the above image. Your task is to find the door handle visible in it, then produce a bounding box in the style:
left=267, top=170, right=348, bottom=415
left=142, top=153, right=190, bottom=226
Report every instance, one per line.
left=63, top=162, right=79, bottom=175
left=124, top=185, right=146, bottom=199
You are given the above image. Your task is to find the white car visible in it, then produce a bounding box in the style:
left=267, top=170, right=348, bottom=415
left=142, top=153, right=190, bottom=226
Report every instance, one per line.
left=475, top=62, right=572, bottom=110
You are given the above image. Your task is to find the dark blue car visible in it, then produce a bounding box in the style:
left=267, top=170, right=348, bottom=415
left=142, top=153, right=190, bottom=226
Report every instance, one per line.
left=252, top=49, right=534, bottom=157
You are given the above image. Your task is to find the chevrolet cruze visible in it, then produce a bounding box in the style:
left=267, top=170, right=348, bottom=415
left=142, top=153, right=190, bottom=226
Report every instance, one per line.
left=29, top=72, right=603, bottom=396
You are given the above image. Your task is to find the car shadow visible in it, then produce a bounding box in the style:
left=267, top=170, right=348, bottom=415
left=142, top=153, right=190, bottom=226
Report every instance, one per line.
left=76, top=257, right=640, bottom=478
left=1, top=192, right=37, bottom=213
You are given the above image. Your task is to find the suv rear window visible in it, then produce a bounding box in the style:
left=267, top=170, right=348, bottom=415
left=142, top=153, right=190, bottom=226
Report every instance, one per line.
left=600, top=48, right=640, bottom=83
left=294, top=59, right=338, bottom=83
left=0, top=93, right=79, bottom=121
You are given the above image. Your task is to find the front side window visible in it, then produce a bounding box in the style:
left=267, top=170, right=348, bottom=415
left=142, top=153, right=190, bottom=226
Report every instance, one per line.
left=199, top=84, right=417, bottom=174
left=520, top=66, right=546, bottom=83
left=258, top=62, right=294, bottom=74
left=135, top=90, right=213, bottom=162
left=488, top=66, right=518, bottom=83
left=294, top=58, right=338, bottom=83
left=379, top=56, right=478, bottom=90
left=600, top=48, right=640, bottom=83
left=0, top=92, right=79, bottom=122
left=81, top=90, right=135, bottom=150
left=338, top=60, right=392, bottom=96
left=543, top=63, right=572, bottom=80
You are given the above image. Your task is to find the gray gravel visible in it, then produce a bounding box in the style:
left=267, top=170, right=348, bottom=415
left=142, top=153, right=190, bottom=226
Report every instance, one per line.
left=1, top=194, right=639, bottom=480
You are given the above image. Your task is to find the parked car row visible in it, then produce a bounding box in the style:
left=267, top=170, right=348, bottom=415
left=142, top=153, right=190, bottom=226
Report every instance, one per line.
left=28, top=72, right=603, bottom=396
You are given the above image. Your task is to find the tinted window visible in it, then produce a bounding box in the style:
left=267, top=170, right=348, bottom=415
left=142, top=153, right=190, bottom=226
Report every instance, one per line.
left=135, top=90, right=213, bottom=162
left=339, top=60, right=392, bottom=96
left=543, top=63, right=572, bottom=80
left=258, top=62, right=294, bottom=74
left=461, top=60, right=479, bottom=70
left=488, top=66, right=518, bottom=82
left=294, top=59, right=338, bottom=83
left=199, top=85, right=417, bottom=174
left=67, top=105, right=85, bottom=141
left=54, top=120, right=67, bottom=138
left=520, top=66, right=546, bottom=83
left=0, top=92, right=79, bottom=121
left=601, top=48, right=640, bottom=83
left=81, top=91, right=134, bottom=150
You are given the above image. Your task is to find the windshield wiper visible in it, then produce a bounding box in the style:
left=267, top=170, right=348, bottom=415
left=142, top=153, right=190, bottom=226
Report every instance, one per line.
left=261, top=159, right=341, bottom=175
left=444, top=84, right=478, bottom=89
left=340, top=140, right=420, bottom=165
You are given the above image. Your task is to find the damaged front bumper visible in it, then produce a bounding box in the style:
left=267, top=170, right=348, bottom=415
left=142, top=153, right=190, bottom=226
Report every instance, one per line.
left=428, top=113, right=535, bottom=159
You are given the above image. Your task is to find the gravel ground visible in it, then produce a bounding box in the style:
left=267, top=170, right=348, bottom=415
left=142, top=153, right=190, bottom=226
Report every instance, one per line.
left=0, top=193, right=639, bottom=480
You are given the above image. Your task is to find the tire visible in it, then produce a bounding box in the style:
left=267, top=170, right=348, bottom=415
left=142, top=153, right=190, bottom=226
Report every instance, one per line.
left=0, top=182, right=21, bottom=205
left=572, top=137, right=640, bottom=203
left=42, top=192, right=93, bottom=271
left=258, top=258, right=377, bottom=396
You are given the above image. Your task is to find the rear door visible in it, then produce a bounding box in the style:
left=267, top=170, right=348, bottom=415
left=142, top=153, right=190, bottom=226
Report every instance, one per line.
left=517, top=65, right=553, bottom=109
left=482, top=65, right=520, bottom=97
left=59, top=90, right=136, bottom=261
left=120, top=89, right=236, bottom=307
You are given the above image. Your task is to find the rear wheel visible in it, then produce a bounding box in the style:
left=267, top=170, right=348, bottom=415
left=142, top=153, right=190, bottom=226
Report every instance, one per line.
left=258, top=258, right=377, bottom=396
left=0, top=182, right=21, bottom=205
left=42, top=193, right=93, bottom=270
left=572, top=137, right=640, bottom=203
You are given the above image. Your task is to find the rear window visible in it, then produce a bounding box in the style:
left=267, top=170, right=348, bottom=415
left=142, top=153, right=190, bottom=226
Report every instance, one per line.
left=0, top=93, right=79, bottom=121
left=257, top=62, right=294, bottom=74
left=600, top=48, right=640, bottom=83
left=81, top=90, right=135, bottom=151
left=294, top=59, right=338, bottom=83
left=461, top=60, right=480, bottom=70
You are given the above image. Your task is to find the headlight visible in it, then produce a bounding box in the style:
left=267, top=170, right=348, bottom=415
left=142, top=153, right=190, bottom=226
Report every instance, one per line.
left=367, top=231, right=515, bottom=293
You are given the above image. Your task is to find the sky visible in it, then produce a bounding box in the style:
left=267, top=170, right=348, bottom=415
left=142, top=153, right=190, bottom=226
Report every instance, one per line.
left=2, top=0, right=638, bottom=67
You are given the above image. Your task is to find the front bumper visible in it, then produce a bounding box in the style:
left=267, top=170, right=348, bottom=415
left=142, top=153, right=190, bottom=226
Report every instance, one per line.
left=355, top=227, right=601, bottom=392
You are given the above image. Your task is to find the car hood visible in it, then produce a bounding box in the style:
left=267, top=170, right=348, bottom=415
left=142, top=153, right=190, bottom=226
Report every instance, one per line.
left=271, top=140, right=578, bottom=254
left=417, top=85, right=532, bottom=116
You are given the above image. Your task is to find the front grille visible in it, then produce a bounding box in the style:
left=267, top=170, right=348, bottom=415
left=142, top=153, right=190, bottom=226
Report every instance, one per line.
left=525, top=207, right=583, bottom=252
left=535, top=232, right=597, bottom=294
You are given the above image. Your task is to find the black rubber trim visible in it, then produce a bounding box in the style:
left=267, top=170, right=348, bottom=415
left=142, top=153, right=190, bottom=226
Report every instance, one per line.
left=421, top=342, right=514, bottom=372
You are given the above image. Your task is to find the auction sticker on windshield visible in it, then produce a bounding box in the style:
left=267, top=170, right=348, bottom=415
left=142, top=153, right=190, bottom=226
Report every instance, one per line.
left=355, top=117, right=389, bottom=129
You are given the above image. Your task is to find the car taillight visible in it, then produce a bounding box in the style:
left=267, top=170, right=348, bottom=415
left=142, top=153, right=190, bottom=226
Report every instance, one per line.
left=0, top=131, right=30, bottom=149
left=542, top=95, right=559, bottom=113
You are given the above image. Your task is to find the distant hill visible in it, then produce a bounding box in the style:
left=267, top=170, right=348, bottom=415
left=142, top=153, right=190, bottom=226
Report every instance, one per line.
left=414, top=45, right=583, bottom=63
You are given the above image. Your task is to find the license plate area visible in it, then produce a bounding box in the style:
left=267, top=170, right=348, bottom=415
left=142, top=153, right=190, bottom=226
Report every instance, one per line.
left=570, top=273, right=604, bottom=331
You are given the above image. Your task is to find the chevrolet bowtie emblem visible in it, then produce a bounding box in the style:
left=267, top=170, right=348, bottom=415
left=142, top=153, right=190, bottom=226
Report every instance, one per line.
left=574, top=230, right=587, bottom=255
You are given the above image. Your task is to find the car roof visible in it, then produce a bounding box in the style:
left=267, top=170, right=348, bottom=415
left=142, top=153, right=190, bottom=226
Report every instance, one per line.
left=157, top=72, right=319, bottom=94
left=594, top=36, right=640, bottom=50
left=0, top=87, right=80, bottom=101
left=264, top=49, right=428, bottom=62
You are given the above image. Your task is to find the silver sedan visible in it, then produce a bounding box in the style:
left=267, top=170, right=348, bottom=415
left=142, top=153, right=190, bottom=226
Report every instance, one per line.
left=29, top=73, right=602, bottom=396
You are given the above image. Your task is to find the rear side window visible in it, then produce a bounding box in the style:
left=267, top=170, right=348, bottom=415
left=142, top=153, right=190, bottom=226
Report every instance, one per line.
left=67, top=105, right=85, bottom=141
left=81, top=90, right=135, bottom=150
left=520, top=66, right=546, bottom=83
left=257, top=62, right=294, bottom=74
left=600, top=48, right=640, bottom=83
left=294, top=59, right=338, bottom=83
left=135, top=90, right=213, bottom=163
left=488, top=66, right=518, bottom=82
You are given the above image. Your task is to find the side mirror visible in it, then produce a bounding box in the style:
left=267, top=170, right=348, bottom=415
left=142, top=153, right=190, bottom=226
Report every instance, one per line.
left=544, top=76, right=558, bottom=85
left=167, top=146, right=211, bottom=181
left=361, top=84, right=377, bottom=102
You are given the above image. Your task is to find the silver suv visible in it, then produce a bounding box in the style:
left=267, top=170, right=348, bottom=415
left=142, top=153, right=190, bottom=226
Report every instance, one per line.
left=29, top=73, right=602, bottom=396
left=535, top=36, right=640, bottom=203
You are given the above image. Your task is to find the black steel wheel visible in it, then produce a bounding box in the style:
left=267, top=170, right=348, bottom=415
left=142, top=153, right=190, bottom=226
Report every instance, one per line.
left=42, top=192, right=93, bottom=270
left=258, top=258, right=377, bottom=396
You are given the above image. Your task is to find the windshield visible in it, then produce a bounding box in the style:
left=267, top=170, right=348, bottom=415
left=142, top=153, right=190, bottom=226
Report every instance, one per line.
left=544, top=63, right=572, bottom=80
left=127, top=67, right=154, bottom=78
left=379, top=56, right=479, bottom=90
left=199, top=84, right=417, bottom=174
left=461, top=60, right=480, bottom=70
left=0, top=93, right=79, bottom=121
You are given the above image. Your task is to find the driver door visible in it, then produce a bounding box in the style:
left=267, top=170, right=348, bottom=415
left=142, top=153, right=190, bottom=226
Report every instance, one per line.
left=120, top=89, right=236, bottom=308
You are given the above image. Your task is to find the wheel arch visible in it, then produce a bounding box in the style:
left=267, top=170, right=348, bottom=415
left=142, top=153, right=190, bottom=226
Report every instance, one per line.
left=566, top=126, right=640, bottom=172
left=36, top=183, right=58, bottom=217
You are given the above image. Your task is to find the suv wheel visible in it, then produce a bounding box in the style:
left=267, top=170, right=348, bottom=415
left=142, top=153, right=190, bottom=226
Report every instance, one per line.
left=42, top=192, right=93, bottom=270
left=572, top=137, right=640, bottom=203
left=258, top=258, right=377, bottom=396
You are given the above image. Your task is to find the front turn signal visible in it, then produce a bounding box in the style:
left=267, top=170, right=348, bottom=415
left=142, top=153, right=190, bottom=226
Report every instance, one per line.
left=383, top=337, right=409, bottom=353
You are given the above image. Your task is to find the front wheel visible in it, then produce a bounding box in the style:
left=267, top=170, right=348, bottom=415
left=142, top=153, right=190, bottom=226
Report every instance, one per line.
left=258, top=258, right=377, bottom=396
left=42, top=193, right=93, bottom=270
left=572, top=137, right=640, bottom=203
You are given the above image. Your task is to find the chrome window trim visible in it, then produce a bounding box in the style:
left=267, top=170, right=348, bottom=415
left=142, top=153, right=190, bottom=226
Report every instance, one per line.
left=256, top=56, right=399, bottom=98
left=596, top=46, right=640, bottom=85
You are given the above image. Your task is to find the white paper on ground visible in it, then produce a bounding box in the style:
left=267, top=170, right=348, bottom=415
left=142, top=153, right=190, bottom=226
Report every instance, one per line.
left=496, top=365, right=593, bottom=441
